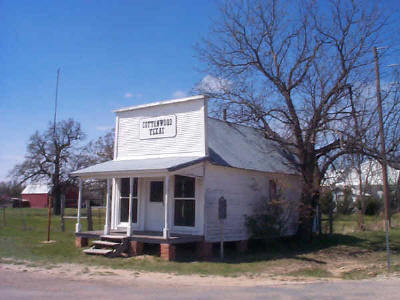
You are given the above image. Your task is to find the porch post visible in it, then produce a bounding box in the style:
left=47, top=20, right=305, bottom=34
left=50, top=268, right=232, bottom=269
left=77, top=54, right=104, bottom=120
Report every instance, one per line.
left=104, top=178, right=111, bottom=235
left=75, top=178, right=82, bottom=233
left=163, top=175, right=170, bottom=239
left=127, top=177, right=133, bottom=237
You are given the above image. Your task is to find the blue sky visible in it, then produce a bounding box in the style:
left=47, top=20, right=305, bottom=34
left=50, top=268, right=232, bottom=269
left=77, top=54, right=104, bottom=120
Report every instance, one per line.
left=0, top=0, right=219, bottom=181
left=1, top=0, right=399, bottom=182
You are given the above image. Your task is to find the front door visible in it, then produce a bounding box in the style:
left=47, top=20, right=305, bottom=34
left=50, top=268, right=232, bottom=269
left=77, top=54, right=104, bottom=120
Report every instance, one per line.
left=144, top=180, right=164, bottom=231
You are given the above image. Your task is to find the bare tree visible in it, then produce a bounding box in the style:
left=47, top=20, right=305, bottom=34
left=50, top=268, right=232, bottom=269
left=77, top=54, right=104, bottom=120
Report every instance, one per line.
left=11, top=119, right=85, bottom=215
left=75, top=129, right=114, bottom=169
left=72, top=129, right=114, bottom=203
left=196, top=0, right=395, bottom=238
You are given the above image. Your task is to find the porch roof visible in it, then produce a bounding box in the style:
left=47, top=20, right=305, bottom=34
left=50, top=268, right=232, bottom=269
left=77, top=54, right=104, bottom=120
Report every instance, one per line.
left=71, top=156, right=206, bottom=178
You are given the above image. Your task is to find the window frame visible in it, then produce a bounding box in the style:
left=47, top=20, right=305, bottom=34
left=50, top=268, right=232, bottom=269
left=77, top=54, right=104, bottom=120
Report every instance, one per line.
left=173, top=175, right=196, bottom=228
left=119, top=177, right=139, bottom=224
left=149, top=181, right=164, bottom=203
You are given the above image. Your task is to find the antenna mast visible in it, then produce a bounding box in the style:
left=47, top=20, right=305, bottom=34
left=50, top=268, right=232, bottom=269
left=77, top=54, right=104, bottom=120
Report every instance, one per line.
left=53, top=68, right=60, bottom=135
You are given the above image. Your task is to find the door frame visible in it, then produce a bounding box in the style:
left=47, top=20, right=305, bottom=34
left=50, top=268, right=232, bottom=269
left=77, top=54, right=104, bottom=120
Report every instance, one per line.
left=143, top=177, right=165, bottom=231
left=115, top=177, right=140, bottom=230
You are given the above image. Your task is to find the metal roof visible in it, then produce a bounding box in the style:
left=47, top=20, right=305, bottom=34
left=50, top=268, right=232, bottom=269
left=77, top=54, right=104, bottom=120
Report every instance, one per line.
left=71, top=117, right=297, bottom=178
left=113, top=95, right=205, bottom=113
left=71, top=156, right=206, bottom=177
left=22, top=184, right=51, bottom=194
left=207, top=118, right=298, bottom=175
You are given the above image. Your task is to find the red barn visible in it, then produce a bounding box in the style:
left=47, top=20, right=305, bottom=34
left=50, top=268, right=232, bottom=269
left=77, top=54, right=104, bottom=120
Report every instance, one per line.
left=21, top=184, right=51, bottom=208
left=21, top=184, right=79, bottom=208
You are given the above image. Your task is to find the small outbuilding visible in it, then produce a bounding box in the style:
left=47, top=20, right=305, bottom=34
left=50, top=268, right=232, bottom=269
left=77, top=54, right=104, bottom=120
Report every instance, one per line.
left=71, top=95, right=302, bottom=260
left=21, top=184, right=51, bottom=208
left=21, top=183, right=79, bottom=208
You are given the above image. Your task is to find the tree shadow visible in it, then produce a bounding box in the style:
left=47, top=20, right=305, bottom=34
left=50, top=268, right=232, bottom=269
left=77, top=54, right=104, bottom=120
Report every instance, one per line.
left=173, top=234, right=368, bottom=263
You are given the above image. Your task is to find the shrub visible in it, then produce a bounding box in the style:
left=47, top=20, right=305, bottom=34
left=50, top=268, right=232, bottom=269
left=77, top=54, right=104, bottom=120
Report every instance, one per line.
left=320, top=191, right=335, bottom=215
left=245, top=197, right=294, bottom=239
left=364, top=196, right=382, bottom=216
left=336, top=187, right=354, bottom=215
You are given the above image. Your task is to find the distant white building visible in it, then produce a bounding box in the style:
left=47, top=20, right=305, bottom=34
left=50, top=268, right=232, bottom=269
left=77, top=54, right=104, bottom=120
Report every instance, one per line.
left=324, top=160, right=400, bottom=201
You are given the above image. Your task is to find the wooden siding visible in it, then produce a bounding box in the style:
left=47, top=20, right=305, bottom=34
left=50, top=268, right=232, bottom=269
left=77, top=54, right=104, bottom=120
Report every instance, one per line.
left=204, top=163, right=301, bottom=242
left=115, top=98, right=206, bottom=160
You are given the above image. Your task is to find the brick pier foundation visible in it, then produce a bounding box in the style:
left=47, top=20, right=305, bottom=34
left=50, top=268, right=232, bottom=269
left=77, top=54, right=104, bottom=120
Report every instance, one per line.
left=75, top=236, right=88, bottom=248
left=160, top=244, right=176, bottom=261
left=129, top=241, right=144, bottom=256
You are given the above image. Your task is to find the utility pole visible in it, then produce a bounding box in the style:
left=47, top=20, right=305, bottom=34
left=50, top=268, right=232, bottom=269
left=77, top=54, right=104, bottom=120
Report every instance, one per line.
left=373, top=46, right=391, bottom=272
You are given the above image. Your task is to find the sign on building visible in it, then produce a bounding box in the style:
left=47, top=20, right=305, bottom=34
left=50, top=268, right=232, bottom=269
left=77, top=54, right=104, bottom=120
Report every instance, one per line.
left=218, top=196, right=227, bottom=220
left=139, top=115, right=177, bottom=140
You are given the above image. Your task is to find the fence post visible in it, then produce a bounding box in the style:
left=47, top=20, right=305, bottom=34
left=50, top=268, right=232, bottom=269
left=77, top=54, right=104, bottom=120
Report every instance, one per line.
left=47, top=196, right=52, bottom=241
left=86, top=200, right=93, bottom=231
left=60, top=195, right=65, bottom=232
left=2, top=207, right=5, bottom=226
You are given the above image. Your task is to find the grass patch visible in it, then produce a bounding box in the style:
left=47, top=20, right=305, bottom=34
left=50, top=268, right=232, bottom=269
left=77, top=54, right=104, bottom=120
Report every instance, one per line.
left=1, top=208, right=400, bottom=278
left=286, top=267, right=333, bottom=278
left=341, top=269, right=372, bottom=280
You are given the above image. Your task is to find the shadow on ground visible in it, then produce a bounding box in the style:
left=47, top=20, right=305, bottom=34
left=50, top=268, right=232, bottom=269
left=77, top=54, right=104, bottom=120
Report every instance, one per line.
left=172, top=232, right=397, bottom=264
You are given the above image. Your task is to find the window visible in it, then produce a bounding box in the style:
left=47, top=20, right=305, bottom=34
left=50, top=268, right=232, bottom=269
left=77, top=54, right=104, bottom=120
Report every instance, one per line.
left=120, top=178, right=138, bottom=223
left=174, top=175, right=195, bottom=227
left=150, top=181, right=164, bottom=202
left=269, top=179, right=277, bottom=201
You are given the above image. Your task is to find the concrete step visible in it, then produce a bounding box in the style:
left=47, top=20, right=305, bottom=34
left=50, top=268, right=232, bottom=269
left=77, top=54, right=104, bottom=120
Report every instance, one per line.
left=92, top=240, right=120, bottom=248
left=83, top=248, right=113, bottom=256
left=101, top=235, right=127, bottom=241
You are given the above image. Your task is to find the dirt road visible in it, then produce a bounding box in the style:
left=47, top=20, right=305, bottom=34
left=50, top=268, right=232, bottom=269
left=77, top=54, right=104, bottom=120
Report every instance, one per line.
left=1, top=263, right=400, bottom=299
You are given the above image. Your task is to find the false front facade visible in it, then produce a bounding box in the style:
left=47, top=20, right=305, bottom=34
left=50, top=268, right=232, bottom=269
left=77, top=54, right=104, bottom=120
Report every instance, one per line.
left=72, top=95, right=301, bottom=260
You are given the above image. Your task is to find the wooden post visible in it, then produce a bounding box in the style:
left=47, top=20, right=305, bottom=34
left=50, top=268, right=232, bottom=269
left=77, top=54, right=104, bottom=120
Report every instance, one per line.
left=127, top=177, right=133, bottom=237
left=76, top=178, right=82, bottom=233
left=86, top=200, right=93, bottom=231
left=47, top=196, right=52, bottom=242
left=163, top=175, right=170, bottom=239
left=60, top=195, right=65, bottom=232
left=329, top=191, right=334, bottom=235
left=220, top=220, right=224, bottom=260
left=218, top=196, right=227, bottom=260
left=104, top=178, right=111, bottom=235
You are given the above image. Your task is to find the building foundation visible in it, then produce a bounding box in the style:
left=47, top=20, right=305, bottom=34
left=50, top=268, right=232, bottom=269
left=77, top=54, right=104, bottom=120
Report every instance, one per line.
left=236, top=240, right=248, bottom=253
left=160, top=243, right=176, bottom=261
left=75, top=236, right=88, bottom=248
left=196, top=241, right=213, bottom=260
left=129, top=241, right=144, bottom=256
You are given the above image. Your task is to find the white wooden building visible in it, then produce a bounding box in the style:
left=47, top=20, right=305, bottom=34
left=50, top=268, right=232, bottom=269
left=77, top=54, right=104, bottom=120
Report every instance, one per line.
left=72, top=95, right=301, bottom=260
left=325, top=160, right=400, bottom=201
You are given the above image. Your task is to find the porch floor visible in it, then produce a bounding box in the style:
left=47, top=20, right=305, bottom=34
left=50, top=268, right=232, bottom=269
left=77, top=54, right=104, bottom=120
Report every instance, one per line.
left=75, top=230, right=204, bottom=244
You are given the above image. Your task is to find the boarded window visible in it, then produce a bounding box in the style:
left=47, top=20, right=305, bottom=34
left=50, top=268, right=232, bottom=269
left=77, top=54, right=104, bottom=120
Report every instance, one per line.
left=269, top=179, right=277, bottom=201
left=174, top=176, right=195, bottom=227
left=120, top=178, right=138, bottom=223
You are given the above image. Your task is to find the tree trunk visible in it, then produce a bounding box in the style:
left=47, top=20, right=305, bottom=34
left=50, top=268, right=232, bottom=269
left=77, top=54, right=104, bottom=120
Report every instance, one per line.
left=297, top=162, right=324, bottom=240
left=52, top=187, right=61, bottom=215
left=296, top=184, right=315, bottom=241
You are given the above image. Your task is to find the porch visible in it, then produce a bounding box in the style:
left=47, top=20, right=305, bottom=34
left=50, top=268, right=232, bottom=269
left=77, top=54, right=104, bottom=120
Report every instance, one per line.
left=75, top=229, right=204, bottom=244
left=71, top=156, right=208, bottom=260
left=75, top=230, right=207, bottom=261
